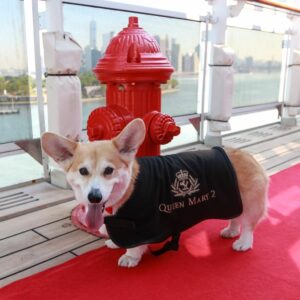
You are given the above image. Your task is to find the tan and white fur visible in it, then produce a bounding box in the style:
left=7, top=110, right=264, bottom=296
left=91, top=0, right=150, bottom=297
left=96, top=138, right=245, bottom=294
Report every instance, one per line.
left=41, top=119, right=268, bottom=268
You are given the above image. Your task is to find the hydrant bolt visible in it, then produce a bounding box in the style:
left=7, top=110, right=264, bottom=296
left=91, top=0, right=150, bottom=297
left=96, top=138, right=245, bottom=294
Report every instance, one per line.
left=166, top=124, right=181, bottom=136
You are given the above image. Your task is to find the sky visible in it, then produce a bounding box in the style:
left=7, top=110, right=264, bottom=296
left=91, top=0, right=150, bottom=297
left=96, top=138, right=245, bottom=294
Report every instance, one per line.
left=63, top=3, right=285, bottom=62
left=0, top=0, right=296, bottom=73
left=62, top=3, right=201, bottom=55
left=0, top=0, right=27, bottom=72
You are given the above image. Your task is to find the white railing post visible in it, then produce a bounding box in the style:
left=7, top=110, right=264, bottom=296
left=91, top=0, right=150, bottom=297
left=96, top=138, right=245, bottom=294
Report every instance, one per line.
left=204, top=0, right=236, bottom=146
left=46, top=0, right=63, bottom=32
left=31, top=0, right=50, bottom=178
left=44, top=0, right=83, bottom=188
left=282, top=1, right=300, bottom=126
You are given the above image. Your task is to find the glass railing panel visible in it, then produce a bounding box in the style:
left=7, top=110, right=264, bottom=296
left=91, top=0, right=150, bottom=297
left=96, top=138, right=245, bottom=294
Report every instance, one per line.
left=0, top=1, right=33, bottom=143
left=0, top=0, right=44, bottom=188
left=227, top=27, right=283, bottom=108
left=228, top=3, right=290, bottom=34
left=63, top=3, right=202, bottom=128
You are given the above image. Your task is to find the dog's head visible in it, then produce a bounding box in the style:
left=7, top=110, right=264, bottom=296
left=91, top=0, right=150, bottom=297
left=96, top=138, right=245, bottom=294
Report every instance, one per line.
left=41, top=119, right=146, bottom=208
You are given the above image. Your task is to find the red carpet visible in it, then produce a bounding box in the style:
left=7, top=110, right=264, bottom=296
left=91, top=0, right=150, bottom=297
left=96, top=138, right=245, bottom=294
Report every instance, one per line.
left=2, top=164, right=300, bottom=300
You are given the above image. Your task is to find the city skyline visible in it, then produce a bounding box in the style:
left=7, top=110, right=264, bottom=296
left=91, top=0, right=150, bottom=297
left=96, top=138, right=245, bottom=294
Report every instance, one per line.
left=80, top=19, right=201, bottom=73
left=0, top=1, right=285, bottom=75
left=67, top=20, right=282, bottom=75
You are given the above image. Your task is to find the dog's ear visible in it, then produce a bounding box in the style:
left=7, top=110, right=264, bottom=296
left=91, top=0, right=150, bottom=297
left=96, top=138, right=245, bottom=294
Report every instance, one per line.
left=113, top=119, right=146, bottom=160
left=41, top=132, right=78, bottom=170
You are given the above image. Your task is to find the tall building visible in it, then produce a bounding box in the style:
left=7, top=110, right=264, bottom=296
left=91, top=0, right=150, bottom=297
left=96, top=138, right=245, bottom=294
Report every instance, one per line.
left=91, top=48, right=101, bottom=68
left=82, top=20, right=102, bottom=71
left=182, top=53, right=191, bottom=72
left=90, top=20, right=97, bottom=49
left=82, top=46, right=92, bottom=72
left=154, top=35, right=160, bottom=47
left=245, top=56, right=253, bottom=72
left=102, top=31, right=114, bottom=53
left=192, top=52, right=199, bottom=72
left=171, top=39, right=181, bottom=72
left=159, top=35, right=171, bottom=60
left=153, top=35, right=172, bottom=62
left=194, top=44, right=200, bottom=59
left=182, top=52, right=199, bottom=73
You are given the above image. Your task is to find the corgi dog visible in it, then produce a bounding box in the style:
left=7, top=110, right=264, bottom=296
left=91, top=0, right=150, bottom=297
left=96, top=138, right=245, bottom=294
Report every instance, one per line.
left=41, top=119, right=268, bottom=268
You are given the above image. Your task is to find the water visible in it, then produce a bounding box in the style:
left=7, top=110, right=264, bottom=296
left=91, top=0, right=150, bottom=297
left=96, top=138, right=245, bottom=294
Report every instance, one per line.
left=162, top=74, right=199, bottom=116
left=0, top=72, right=280, bottom=144
left=233, top=72, right=281, bottom=107
left=0, top=104, right=33, bottom=143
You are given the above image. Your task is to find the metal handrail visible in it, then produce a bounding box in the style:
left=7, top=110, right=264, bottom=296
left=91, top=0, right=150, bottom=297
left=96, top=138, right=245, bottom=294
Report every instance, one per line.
left=63, top=0, right=206, bottom=22
left=250, top=0, right=300, bottom=14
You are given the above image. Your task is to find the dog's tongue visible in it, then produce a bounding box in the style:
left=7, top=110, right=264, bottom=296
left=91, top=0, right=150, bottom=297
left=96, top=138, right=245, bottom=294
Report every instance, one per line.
left=85, top=203, right=104, bottom=231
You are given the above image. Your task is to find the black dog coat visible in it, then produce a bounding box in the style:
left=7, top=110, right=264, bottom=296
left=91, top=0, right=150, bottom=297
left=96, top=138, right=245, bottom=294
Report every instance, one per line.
left=104, top=147, right=243, bottom=255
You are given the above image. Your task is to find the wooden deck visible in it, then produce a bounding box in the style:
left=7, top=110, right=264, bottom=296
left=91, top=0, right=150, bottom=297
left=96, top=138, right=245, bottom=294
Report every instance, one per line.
left=1, top=122, right=300, bottom=287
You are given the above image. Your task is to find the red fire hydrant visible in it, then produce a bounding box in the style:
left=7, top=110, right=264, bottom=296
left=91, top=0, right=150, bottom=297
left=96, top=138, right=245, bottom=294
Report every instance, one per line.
left=72, top=17, right=180, bottom=235
left=87, top=16, right=180, bottom=156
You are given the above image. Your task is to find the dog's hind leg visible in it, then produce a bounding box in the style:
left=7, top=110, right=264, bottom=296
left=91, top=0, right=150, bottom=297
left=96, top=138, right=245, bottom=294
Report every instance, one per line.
left=225, top=148, right=269, bottom=252
left=232, top=220, right=254, bottom=251
left=232, top=188, right=268, bottom=251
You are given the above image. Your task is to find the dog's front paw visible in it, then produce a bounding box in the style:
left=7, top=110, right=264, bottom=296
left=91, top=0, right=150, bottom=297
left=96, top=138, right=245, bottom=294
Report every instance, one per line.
left=118, top=254, right=140, bottom=268
left=220, top=227, right=240, bottom=239
left=105, top=239, right=119, bottom=249
left=232, top=238, right=253, bottom=251
left=99, top=224, right=108, bottom=238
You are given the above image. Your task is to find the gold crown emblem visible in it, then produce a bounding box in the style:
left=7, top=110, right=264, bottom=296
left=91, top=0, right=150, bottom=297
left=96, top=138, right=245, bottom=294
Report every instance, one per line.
left=171, top=169, right=200, bottom=198
left=176, top=170, right=189, bottom=181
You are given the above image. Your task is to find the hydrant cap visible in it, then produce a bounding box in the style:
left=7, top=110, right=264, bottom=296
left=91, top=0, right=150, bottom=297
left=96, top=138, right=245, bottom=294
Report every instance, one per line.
left=128, top=16, right=139, bottom=28
left=94, top=16, right=174, bottom=82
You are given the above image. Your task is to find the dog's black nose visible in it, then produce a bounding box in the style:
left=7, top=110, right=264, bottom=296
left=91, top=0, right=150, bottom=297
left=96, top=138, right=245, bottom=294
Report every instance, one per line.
left=88, top=188, right=102, bottom=204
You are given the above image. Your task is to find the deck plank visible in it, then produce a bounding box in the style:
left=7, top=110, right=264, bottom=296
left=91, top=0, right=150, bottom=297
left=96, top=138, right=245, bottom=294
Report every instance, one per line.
left=223, top=124, right=300, bottom=149
left=0, top=230, right=97, bottom=279
left=252, top=141, right=300, bottom=163
left=0, top=189, right=75, bottom=221
left=0, top=182, right=59, bottom=198
left=267, top=159, right=300, bottom=175
left=0, top=121, right=300, bottom=287
left=0, top=201, right=77, bottom=240
left=0, top=231, right=46, bottom=258
left=261, top=149, right=300, bottom=171
left=35, top=218, right=77, bottom=239
left=243, top=132, right=300, bottom=154
left=0, top=253, right=75, bottom=288
left=72, top=239, right=106, bottom=256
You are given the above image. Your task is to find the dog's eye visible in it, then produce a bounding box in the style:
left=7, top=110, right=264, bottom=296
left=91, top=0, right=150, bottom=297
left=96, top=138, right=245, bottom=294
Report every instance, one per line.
left=103, top=166, right=114, bottom=176
left=79, top=167, right=89, bottom=176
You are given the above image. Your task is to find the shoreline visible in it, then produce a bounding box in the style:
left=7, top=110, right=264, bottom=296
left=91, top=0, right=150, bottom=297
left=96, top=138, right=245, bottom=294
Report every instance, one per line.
left=0, top=88, right=179, bottom=106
